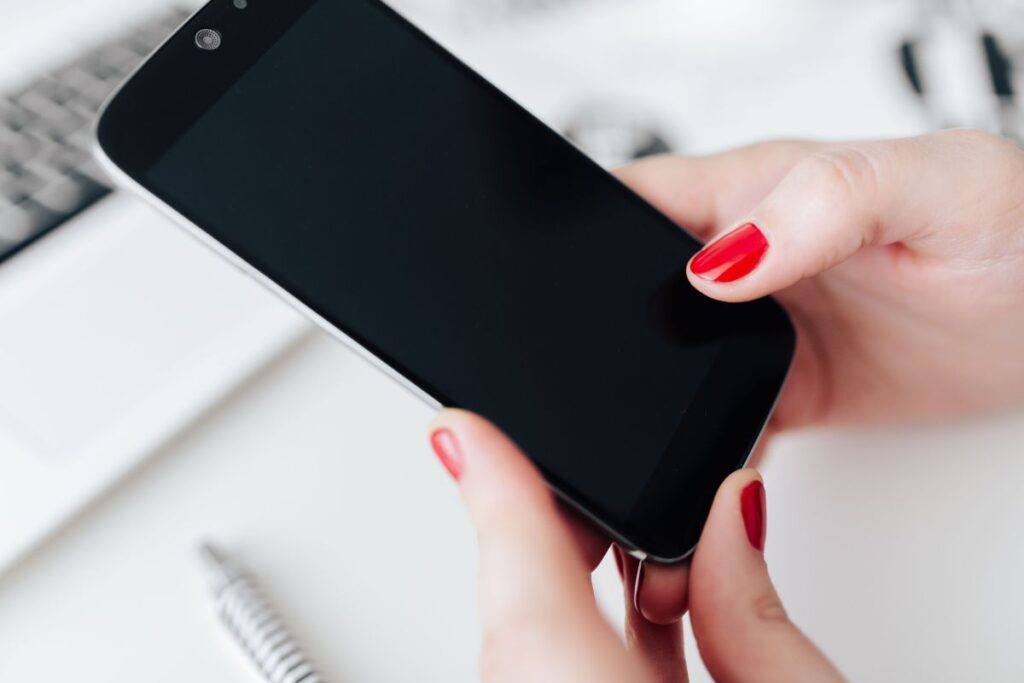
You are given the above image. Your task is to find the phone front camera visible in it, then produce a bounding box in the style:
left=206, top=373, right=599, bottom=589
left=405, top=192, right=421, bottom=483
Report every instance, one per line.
left=194, top=28, right=222, bottom=51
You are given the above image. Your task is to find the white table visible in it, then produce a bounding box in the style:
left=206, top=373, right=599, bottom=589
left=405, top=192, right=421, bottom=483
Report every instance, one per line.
left=2, top=1, right=1023, bottom=681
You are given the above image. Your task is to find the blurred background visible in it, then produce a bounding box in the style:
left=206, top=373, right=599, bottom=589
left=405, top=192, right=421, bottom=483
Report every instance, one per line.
left=1, top=0, right=1023, bottom=681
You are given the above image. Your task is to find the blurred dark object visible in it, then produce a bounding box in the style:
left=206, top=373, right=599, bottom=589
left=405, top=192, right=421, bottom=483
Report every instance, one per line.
left=982, top=32, right=1014, bottom=97
left=0, top=8, right=187, bottom=263
left=900, top=39, right=925, bottom=96
left=900, top=0, right=1023, bottom=141
left=561, top=103, right=675, bottom=168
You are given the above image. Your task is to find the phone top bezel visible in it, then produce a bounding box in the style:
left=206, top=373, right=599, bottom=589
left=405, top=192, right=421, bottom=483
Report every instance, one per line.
left=96, top=0, right=795, bottom=563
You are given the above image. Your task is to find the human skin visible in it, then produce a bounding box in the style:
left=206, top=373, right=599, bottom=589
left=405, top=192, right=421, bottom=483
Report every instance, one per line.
left=430, top=129, right=1024, bottom=680
left=429, top=410, right=844, bottom=683
left=618, top=129, right=1024, bottom=432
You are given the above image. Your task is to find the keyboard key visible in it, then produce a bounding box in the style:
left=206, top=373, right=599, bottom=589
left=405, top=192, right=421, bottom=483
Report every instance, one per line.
left=57, top=146, right=89, bottom=171
left=0, top=173, right=42, bottom=203
left=0, top=202, right=54, bottom=244
left=27, top=107, right=87, bottom=141
left=76, top=158, right=109, bottom=186
left=93, top=44, right=144, bottom=76
left=0, top=6, right=188, bottom=264
left=69, top=172, right=107, bottom=202
left=74, top=79, right=117, bottom=110
left=14, top=90, right=64, bottom=119
left=35, top=78, right=79, bottom=106
left=0, top=100, right=33, bottom=130
left=33, top=176, right=92, bottom=213
left=0, top=136, right=40, bottom=167
left=80, top=56, right=120, bottom=82
left=55, top=65, right=107, bottom=93
left=20, top=156, right=67, bottom=183
left=63, top=128, right=94, bottom=152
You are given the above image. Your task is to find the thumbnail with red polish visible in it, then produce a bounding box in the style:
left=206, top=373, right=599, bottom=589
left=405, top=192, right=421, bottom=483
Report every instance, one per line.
left=430, top=428, right=464, bottom=481
left=740, top=480, right=766, bottom=552
left=690, top=223, right=768, bottom=283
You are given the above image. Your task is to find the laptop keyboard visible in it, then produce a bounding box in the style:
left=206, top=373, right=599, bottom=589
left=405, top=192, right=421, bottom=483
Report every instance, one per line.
left=0, top=8, right=188, bottom=263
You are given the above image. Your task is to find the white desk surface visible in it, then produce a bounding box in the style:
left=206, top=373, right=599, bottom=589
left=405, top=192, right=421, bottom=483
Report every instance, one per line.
left=3, top=1, right=1024, bottom=681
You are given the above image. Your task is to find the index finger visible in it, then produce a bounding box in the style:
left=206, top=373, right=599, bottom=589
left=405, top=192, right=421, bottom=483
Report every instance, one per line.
left=429, top=410, right=636, bottom=681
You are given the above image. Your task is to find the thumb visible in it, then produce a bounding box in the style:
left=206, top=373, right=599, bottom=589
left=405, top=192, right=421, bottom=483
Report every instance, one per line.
left=429, top=409, right=634, bottom=682
left=685, top=129, right=1024, bottom=301
left=689, top=470, right=844, bottom=683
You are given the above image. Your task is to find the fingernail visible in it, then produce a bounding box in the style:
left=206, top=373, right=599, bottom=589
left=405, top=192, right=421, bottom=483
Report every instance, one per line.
left=690, top=222, right=768, bottom=283
left=430, top=428, right=464, bottom=481
left=740, top=480, right=767, bottom=552
left=633, top=560, right=645, bottom=613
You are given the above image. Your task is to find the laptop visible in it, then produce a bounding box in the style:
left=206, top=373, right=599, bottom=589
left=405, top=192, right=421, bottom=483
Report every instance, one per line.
left=0, top=2, right=310, bottom=573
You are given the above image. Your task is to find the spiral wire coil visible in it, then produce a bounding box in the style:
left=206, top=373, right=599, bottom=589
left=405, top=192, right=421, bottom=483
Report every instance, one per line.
left=199, top=543, right=324, bottom=683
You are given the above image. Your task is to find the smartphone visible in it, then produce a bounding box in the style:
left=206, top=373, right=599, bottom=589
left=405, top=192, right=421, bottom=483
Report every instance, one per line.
left=96, top=0, right=794, bottom=562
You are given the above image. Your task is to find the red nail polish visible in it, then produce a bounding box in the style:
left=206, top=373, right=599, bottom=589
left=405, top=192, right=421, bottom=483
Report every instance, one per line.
left=430, top=428, right=463, bottom=481
left=690, top=223, right=768, bottom=283
left=740, top=480, right=766, bottom=551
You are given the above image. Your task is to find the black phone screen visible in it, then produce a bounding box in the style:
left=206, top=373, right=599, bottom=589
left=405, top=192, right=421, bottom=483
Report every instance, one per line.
left=101, top=0, right=793, bottom=560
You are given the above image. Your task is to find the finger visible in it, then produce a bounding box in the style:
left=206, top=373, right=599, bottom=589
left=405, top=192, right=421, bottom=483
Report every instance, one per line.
left=561, top=505, right=612, bottom=572
left=634, top=559, right=690, bottom=625
left=689, top=469, right=844, bottom=683
left=613, top=141, right=822, bottom=241
left=429, top=409, right=634, bottom=682
left=635, top=431, right=779, bottom=627
left=616, top=548, right=688, bottom=683
left=685, top=129, right=1024, bottom=301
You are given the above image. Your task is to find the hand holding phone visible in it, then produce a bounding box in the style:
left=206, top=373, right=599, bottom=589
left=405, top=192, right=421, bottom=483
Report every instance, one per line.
left=427, top=409, right=845, bottom=682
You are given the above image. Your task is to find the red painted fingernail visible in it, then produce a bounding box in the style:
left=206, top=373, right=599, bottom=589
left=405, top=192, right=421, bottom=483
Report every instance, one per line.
left=740, top=480, right=767, bottom=552
left=690, top=223, right=768, bottom=283
left=430, top=428, right=463, bottom=481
